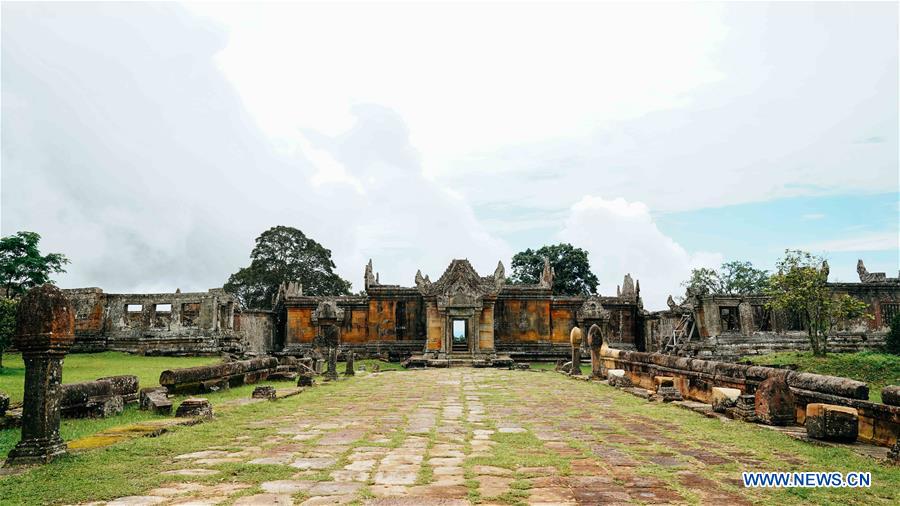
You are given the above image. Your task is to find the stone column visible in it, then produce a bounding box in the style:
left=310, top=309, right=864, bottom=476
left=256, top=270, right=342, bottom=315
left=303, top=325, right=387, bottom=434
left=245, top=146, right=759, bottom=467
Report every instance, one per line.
left=324, top=348, right=338, bottom=381
left=344, top=350, right=355, bottom=376
left=6, top=284, right=75, bottom=466
left=569, top=326, right=583, bottom=376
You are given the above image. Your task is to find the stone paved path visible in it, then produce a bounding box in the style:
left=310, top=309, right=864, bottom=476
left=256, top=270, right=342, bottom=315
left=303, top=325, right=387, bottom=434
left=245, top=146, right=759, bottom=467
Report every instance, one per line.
left=93, top=368, right=784, bottom=505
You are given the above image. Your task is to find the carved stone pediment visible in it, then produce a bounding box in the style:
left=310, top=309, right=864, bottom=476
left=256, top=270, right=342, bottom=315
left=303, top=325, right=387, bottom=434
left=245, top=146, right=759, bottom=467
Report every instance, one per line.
left=421, top=259, right=501, bottom=304
left=312, top=300, right=345, bottom=325
left=577, top=297, right=610, bottom=321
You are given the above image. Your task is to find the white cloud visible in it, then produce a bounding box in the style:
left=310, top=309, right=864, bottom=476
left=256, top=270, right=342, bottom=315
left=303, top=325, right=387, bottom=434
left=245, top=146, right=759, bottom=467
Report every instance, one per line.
left=559, top=196, right=722, bottom=310
left=801, top=233, right=899, bottom=253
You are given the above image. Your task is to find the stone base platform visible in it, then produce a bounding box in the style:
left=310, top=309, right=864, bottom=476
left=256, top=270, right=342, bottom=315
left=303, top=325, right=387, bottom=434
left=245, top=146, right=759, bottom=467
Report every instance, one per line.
left=403, top=353, right=515, bottom=369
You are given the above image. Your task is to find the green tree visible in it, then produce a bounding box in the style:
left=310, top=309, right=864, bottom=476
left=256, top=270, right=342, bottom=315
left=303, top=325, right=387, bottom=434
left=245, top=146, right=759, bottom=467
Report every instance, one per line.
left=509, top=243, right=599, bottom=296
left=766, top=250, right=869, bottom=357
left=0, top=297, right=17, bottom=368
left=0, top=231, right=70, bottom=298
left=682, top=261, right=768, bottom=297
left=886, top=314, right=900, bottom=355
left=224, top=226, right=352, bottom=309
left=719, top=260, right=769, bottom=294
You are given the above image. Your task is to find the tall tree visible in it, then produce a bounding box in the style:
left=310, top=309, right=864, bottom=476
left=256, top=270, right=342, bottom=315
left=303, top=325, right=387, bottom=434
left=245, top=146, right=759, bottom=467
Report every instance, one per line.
left=0, top=297, right=16, bottom=369
left=766, top=250, right=869, bottom=357
left=0, top=231, right=70, bottom=298
left=509, top=243, right=599, bottom=296
left=224, top=226, right=351, bottom=309
left=682, top=260, right=769, bottom=297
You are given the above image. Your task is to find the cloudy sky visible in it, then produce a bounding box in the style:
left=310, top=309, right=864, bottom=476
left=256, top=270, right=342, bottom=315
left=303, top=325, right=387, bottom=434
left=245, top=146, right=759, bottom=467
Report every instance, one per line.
left=2, top=2, right=897, bottom=309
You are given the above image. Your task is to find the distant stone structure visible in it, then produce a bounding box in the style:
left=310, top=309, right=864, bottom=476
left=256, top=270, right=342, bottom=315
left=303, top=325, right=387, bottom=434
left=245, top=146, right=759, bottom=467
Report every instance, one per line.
left=56, top=258, right=896, bottom=361
left=6, top=284, right=75, bottom=466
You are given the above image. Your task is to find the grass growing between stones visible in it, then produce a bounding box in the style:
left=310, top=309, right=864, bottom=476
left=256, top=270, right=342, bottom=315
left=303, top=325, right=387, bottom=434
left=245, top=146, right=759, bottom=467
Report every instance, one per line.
left=0, top=351, right=221, bottom=404
left=746, top=351, right=900, bottom=403
left=0, top=376, right=355, bottom=505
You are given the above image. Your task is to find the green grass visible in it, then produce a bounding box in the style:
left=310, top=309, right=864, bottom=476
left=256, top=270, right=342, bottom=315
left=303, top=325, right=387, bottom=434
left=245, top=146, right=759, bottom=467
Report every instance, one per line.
left=0, top=376, right=359, bottom=505
left=0, top=351, right=220, bottom=404
left=746, top=351, right=900, bottom=403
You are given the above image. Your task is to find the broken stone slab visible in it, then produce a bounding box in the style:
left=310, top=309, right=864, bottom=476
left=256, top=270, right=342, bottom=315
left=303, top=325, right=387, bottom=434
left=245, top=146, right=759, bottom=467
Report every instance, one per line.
left=654, top=385, right=683, bottom=403
left=755, top=377, right=796, bottom=426
left=297, top=373, right=315, bottom=387
left=711, top=387, right=742, bottom=413
left=175, top=398, right=213, bottom=419
left=159, top=357, right=278, bottom=395
left=252, top=386, right=277, bottom=400
left=805, top=403, right=859, bottom=442
left=882, top=385, right=900, bottom=407
left=86, top=395, right=124, bottom=418
left=96, top=375, right=140, bottom=404
left=139, top=387, right=172, bottom=415
left=607, top=369, right=632, bottom=388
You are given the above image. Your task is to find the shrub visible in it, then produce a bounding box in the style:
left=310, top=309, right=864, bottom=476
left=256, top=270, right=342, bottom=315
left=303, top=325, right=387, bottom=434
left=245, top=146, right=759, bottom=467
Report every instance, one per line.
left=886, top=313, right=900, bottom=355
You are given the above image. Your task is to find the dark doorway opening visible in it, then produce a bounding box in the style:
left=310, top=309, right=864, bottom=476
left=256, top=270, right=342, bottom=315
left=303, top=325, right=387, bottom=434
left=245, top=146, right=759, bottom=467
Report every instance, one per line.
left=452, top=319, right=468, bottom=352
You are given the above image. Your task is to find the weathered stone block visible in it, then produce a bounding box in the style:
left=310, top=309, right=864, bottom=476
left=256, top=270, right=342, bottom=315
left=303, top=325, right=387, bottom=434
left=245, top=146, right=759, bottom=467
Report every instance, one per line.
left=881, top=385, right=900, bottom=407
left=755, top=376, right=796, bottom=426
left=888, top=440, right=900, bottom=464
left=728, top=394, right=757, bottom=422
left=711, top=387, right=741, bottom=413
left=0, top=391, right=9, bottom=417
left=252, top=386, right=277, bottom=400
left=805, top=403, right=858, bottom=442
left=175, top=398, right=213, bottom=419
left=87, top=395, right=124, bottom=418
left=607, top=369, right=632, bottom=388
left=314, top=359, right=325, bottom=374
left=139, top=387, right=173, bottom=415
left=96, top=375, right=139, bottom=404
left=297, top=374, right=315, bottom=387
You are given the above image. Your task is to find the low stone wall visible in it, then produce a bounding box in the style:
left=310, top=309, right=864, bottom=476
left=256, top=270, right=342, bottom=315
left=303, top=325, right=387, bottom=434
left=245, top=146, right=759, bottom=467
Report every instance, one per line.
left=600, top=346, right=899, bottom=447
left=159, top=357, right=279, bottom=394
left=678, top=333, right=887, bottom=361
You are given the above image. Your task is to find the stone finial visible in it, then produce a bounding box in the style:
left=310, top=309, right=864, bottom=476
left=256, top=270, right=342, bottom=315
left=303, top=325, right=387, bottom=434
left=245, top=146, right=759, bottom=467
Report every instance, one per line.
left=857, top=259, right=867, bottom=280
left=494, top=261, right=505, bottom=284
left=539, top=257, right=554, bottom=289
left=13, top=284, right=76, bottom=353
left=821, top=260, right=829, bottom=280
left=667, top=295, right=677, bottom=311
left=175, top=288, right=181, bottom=294
left=364, top=259, right=377, bottom=289
left=621, top=274, right=635, bottom=298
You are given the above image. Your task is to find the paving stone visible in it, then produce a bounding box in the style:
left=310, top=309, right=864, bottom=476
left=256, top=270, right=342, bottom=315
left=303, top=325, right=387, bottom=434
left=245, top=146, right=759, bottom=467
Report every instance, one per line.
left=307, top=481, right=363, bottom=496
left=234, top=494, right=293, bottom=505
left=162, top=469, right=220, bottom=477
left=472, top=465, right=513, bottom=476
left=291, top=457, right=338, bottom=470
left=260, top=479, right=316, bottom=494
left=106, top=497, right=167, bottom=506
left=477, top=475, right=513, bottom=498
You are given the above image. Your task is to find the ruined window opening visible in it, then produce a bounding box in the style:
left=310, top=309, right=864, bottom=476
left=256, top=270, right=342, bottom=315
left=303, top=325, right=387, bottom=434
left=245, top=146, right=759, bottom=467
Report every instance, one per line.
left=882, top=303, right=900, bottom=327
left=719, top=306, right=741, bottom=333
left=155, top=303, right=172, bottom=313
left=126, top=304, right=143, bottom=313
left=182, top=302, right=200, bottom=327
left=751, top=305, right=772, bottom=332
left=395, top=301, right=406, bottom=339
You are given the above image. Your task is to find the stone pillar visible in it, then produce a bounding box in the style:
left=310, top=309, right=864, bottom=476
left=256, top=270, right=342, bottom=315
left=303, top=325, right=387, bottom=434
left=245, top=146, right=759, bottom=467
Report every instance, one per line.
left=6, top=284, right=76, bottom=466
left=344, top=350, right=355, bottom=376
left=324, top=348, right=338, bottom=381
left=569, top=326, right=583, bottom=376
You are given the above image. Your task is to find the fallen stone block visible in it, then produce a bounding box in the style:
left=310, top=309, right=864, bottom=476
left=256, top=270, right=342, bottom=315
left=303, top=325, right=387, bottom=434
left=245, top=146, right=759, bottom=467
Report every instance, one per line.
left=888, top=440, right=899, bottom=464
left=881, top=385, right=900, bottom=407
left=139, top=387, right=172, bottom=415
left=755, top=376, right=796, bottom=426
left=0, top=391, right=8, bottom=417
left=728, top=394, right=757, bottom=422
left=297, top=374, right=315, bottom=387
left=96, top=375, right=140, bottom=404
left=607, top=369, right=632, bottom=388
left=654, top=385, right=683, bottom=403
left=87, top=395, right=124, bottom=418
left=711, top=387, right=742, bottom=413
left=805, top=403, right=859, bottom=442
left=252, top=386, right=277, bottom=400
left=176, top=398, right=213, bottom=419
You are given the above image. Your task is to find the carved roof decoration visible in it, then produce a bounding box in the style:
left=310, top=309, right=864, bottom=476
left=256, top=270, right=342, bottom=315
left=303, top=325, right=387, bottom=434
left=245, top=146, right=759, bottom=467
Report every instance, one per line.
left=857, top=259, right=899, bottom=284
left=420, top=259, right=503, bottom=298
left=576, top=296, right=610, bottom=322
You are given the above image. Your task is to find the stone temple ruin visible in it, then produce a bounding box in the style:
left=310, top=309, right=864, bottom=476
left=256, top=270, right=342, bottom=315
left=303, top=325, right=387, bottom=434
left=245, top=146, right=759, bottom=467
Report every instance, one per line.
left=58, top=258, right=899, bottom=363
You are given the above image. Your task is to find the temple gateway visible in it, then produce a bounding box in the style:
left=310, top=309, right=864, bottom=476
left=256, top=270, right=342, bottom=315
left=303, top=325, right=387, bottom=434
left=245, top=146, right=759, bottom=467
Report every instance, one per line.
left=273, top=258, right=640, bottom=366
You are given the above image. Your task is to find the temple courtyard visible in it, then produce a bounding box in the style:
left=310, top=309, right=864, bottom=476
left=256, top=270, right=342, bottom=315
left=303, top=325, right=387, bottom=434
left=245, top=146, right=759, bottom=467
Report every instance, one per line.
left=1, top=366, right=897, bottom=505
